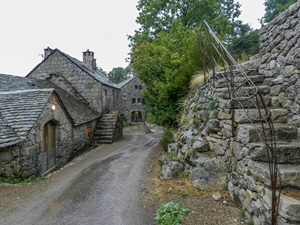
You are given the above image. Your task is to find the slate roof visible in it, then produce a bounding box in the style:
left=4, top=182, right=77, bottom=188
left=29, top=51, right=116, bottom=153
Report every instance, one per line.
left=0, top=89, right=54, bottom=148
left=0, top=74, right=101, bottom=147
left=0, top=73, right=38, bottom=91
left=0, top=113, right=22, bottom=148
left=27, top=48, right=120, bottom=89
left=35, top=80, right=101, bottom=126
left=117, top=76, right=136, bottom=88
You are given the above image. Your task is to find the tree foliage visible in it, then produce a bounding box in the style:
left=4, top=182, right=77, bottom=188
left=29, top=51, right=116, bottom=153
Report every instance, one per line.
left=263, top=0, right=297, bottom=23
left=229, top=23, right=259, bottom=58
left=129, top=0, right=258, bottom=127
left=108, top=66, right=135, bottom=84
left=132, top=23, right=202, bottom=126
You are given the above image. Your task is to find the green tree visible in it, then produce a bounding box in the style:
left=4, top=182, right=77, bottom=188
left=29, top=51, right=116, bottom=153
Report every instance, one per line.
left=129, top=0, right=253, bottom=127
left=263, top=0, right=297, bottom=23
left=108, top=66, right=135, bottom=84
left=132, top=23, right=201, bottom=126
left=229, top=22, right=259, bottom=59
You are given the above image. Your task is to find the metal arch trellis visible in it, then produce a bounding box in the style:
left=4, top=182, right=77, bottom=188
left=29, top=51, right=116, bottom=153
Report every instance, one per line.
left=202, top=21, right=281, bottom=225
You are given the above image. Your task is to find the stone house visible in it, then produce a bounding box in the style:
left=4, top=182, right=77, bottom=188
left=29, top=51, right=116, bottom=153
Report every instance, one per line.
left=0, top=74, right=100, bottom=178
left=0, top=48, right=144, bottom=179
left=27, top=48, right=120, bottom=114
left=117, top=76, right=146, bottom=122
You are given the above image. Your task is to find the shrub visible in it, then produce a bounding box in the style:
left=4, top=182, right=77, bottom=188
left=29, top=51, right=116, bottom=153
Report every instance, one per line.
left=160, top=127, right=174, bottom=152
left=155, top=201, right=189, bottom=225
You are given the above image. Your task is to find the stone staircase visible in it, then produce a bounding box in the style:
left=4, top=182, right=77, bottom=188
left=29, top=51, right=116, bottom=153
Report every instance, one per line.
left=93, top=113, right=123, bottom=145
left=215, top=66, right=300, bottom=223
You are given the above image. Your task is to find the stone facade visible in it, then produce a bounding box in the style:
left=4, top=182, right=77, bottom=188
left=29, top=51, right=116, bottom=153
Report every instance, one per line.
left=162, top=2, right=300, bottom=225
left=27, top=48, right=120, bottom=114
left=118, top=76, right=146, bottom=122
left=1, top=48, right=127, bottom=179
left=0, top=89, right=98, bottom=178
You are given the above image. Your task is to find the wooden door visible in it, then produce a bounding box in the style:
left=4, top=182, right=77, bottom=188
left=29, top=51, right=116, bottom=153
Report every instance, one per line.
left=41, top=121, right=56, bottom=174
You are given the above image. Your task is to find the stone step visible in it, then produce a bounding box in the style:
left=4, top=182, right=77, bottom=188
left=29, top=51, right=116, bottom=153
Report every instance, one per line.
left=92, top=114, right=121, bottom=145
left=234, top=108, right=289, bottom=123
left=235, top=123, right=297, bottom=144
left=97, top=139, right=113, bottom=144
left=97, top=125, right=115, bottom=130
left=95, top=135, right=113, bottom=140
left=98, top=119, right=116, bottom=123
left=262, top=188, right=300, bottom=222
left=218, top=97, right=272, bottom=110
left=249, top=142, right=300, bottom=164
left=95, top=128, right=114, bottom=135
left=215, top=85, right=270, bottom=99
left=214, top=73, right=265, bottom=88
left=248, top=160, right=300, bottom=189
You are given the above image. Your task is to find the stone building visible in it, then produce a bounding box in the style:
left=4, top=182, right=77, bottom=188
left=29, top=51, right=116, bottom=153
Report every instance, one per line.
left=0, top=74, right=100, bottom=178
left=0, top=48, right=144, bottom=179
left=27, top=48, right=120, bottom=114
left=117, top=76, right=146, bottom=122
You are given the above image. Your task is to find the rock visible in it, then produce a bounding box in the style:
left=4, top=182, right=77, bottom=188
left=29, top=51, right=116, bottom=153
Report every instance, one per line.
left=212, top=192, right=222, bottom=201
left=192, top=137, right=209, bottom=152
left=191, top=156, right=227, bottom=189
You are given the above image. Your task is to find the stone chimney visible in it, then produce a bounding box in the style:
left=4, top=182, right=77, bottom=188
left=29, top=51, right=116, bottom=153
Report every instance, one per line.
left=44, top=47, right=53, bottom=58
left=83, top=49, right=97, bottom=71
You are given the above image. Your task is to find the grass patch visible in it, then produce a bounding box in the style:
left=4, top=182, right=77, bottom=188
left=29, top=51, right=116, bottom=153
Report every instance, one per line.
left=0, top=176, right=46, bottom=184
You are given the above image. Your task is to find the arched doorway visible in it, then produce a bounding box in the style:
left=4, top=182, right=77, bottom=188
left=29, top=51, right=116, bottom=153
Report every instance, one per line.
left=131, top=111, right=142, bottom=122
left=41, top=121, right=56, bottom=174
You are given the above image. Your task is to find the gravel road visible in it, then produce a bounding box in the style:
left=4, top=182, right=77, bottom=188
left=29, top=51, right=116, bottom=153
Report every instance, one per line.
left=0, top=125, right=159, bottom=225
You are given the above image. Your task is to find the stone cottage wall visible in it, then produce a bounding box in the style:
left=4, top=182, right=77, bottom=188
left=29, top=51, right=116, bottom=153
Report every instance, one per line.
left=28, top=51, right=119, bottom=114
left=162, top=2, right=300, bottom=225
left=0, top=95, right=97, bottom=178
left=119, top=77, right=146, bottom=122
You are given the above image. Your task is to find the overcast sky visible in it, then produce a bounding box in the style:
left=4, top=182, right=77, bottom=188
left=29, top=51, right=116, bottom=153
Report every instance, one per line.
left=0, top=0, right=264, bottom=77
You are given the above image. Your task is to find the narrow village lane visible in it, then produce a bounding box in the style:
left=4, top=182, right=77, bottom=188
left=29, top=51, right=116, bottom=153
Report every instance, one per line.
left=0, top=125, right=160, bottom=225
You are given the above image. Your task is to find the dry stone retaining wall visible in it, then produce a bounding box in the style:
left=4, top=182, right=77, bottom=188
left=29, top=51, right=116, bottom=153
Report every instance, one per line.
left=162, top=2, right=300, bottom=224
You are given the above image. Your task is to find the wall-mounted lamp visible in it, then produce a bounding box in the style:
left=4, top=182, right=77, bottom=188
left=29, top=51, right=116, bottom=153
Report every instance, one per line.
left=51, top=105, right=56, bottom=111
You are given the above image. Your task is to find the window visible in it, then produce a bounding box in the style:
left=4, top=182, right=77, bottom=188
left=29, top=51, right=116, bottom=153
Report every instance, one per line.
left=135, top=85, right=143, bottom=90
left=132, top=98, right=136, bottom=103
left=137, top=98, right=142, bottom=104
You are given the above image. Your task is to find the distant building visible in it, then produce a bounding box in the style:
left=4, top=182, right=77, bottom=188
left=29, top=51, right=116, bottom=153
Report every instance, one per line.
left=117, top=76, right=146, bottom=122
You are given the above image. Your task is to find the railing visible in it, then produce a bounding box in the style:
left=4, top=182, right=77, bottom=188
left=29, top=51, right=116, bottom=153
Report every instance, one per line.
left=203, top=20, right=281, bottom=225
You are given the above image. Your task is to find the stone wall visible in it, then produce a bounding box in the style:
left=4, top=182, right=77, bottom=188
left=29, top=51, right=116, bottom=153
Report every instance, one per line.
left=28, top=50, right=120, bottom=114
left=162, top=2, right=300, bottom=225
left=0, top=95, right=97, bottom=178
left=259, top=1, right=300, bottom=127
